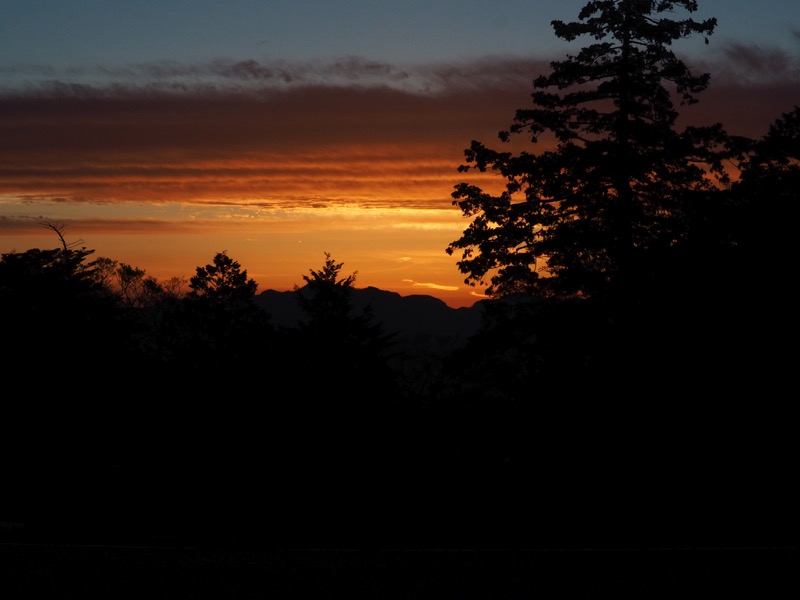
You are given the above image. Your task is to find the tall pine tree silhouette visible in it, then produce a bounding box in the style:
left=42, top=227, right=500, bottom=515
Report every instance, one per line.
left=447, top=0, right=731, bottom=302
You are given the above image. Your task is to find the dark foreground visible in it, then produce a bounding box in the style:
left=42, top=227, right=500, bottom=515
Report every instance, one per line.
left=4, top=397, right=797, bottom=598
left=2, top=542, right=798, bottom=599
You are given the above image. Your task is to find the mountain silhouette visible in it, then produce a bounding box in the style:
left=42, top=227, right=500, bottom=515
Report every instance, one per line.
left=254, top=285, right=484, bottom=353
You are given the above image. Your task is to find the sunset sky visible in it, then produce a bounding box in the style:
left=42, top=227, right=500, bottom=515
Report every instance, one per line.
left=2, top=1, right=799, bottom=308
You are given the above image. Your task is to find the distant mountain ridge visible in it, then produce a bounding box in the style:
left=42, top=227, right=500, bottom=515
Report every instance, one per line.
left=254, top=285, right=485, bottom=349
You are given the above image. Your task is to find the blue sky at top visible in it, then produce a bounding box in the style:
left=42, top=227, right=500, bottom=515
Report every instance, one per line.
left=2, top=1, right=797, bottom=68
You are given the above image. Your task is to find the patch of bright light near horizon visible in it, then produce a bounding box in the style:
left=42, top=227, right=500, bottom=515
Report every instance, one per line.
left=403, top=278, right=459, bottom=292
left=186, top=204, right=465, bottom=230
left=0, top=201, right=467, bottom=239
left=0, top=193, right=456, bottom=217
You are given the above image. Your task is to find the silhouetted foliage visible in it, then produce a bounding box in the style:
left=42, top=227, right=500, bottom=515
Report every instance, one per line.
left=291, top=252, right=397, bottom=390
left=281, top=252, right=403, bottom=477
left=0, top=224, right=145, bottom=514
left=715, top=105, right=800, bottom=378
left=440, top=1, right=781, bottom=404
left=436, top=4, right=798, bottom=522
left=295, top=251, right=358, bottom=323
left=447, top=0, right=733, bottom=302
left=115, top=261, right=186, bottom=309
left=0, top=223, right=131, bottom=382
left=731, top=104, right=800, bottom=267
left=189, top=250, right=259, bottom=305
left=144, top=251, right=274, bottom=392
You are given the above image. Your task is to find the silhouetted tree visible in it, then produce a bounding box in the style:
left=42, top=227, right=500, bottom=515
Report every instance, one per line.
left=446, top=0, right=731, bottom=302
left=436, top=4, right=788, bottom=518
left=439, top=0, right=777, bottom=405
left=714, top=105, right=800, bottom=384
left=731, top=105, right=799, bottom=266
left=114, top=262, right=174, bottom=308
left=189, top=250, right=259, bottom=306
left=0, top=224, right=144, bottom=521
left=286, top=253, right=401, bottom=479
left=0, top=223, right=131, bottom=381
left=293, top=252, right=396, bottom=375
left=148, top=251, right=272, bottom=386
left=117, top=251, right=278, bottom=510
left=295, top=251, right=358, bottom=326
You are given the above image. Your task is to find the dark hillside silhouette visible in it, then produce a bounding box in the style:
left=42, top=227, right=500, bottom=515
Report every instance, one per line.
left=254, top=285, right=483, bottom=351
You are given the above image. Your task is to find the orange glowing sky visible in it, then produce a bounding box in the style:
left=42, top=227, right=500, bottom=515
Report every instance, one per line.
left=2, top=2, right=799, bottom=307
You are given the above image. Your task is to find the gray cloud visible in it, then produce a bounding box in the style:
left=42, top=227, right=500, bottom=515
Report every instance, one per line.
left=719, top=42, right=799, bottom=81
left=0, top=56, right=549, bottom=97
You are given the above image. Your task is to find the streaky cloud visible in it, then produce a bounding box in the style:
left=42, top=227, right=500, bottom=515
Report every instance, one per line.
left=403, top=278, right=459, bottom=292
left=718, top=41, right=799, bottom=82
left=0, top=56, right=549, bottom=96
left=2, top=50, right=798, bottom=211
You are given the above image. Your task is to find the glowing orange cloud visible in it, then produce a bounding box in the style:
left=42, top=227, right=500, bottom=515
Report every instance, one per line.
left=2, top=50, right=798, bottom=307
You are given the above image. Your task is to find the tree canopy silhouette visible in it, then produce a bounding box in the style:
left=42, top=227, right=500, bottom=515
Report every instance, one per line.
left=295, top=251, right=360, bottom=330
left=291, top=252, right=398, bottom=395
left=189, top=250, right=259, bottom=306
left=731, top=105, right=800, bottom=264
left=153, top=250, right=272, bottom=385
left=0, top=223, right=131, bottom=381
left=446, top=0, right=734, bottom=301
